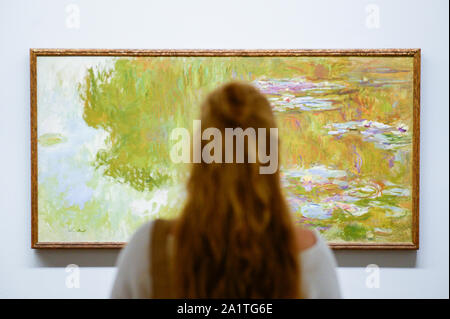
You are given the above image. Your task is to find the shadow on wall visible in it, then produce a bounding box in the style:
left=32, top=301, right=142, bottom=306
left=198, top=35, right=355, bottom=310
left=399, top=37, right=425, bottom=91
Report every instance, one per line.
left=334, top=250, right=417, bottom=268
left=33, top=250, right=120, bottom=267
left=33, top=249, right=417, bottom=268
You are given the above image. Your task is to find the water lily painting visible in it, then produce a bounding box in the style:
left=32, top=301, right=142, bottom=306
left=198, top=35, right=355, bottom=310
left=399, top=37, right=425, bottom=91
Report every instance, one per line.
left=31, top=49, right=420, bottom=248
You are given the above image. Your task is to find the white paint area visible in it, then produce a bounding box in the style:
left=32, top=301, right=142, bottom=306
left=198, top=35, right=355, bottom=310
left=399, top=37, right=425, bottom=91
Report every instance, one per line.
left=130, top=189, right=169, bottom=218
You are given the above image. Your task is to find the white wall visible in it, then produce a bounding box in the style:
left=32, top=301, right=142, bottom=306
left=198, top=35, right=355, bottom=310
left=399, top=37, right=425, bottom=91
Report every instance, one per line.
left=0, top=0, right=448, bottom=298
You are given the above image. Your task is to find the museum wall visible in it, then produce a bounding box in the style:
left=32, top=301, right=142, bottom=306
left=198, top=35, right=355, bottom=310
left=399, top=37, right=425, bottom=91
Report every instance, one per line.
left=0, top=0, right=448, bottom=298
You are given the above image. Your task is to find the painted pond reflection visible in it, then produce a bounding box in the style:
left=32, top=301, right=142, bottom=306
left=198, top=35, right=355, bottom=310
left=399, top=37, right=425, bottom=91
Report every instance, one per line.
left=37, top=56, right=415, bottom=244
left=254, top=69, right=413, bottom=242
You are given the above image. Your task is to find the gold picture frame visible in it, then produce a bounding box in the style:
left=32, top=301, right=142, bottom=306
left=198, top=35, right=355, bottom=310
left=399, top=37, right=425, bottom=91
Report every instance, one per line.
left=30, top=49, right=420, bottom=249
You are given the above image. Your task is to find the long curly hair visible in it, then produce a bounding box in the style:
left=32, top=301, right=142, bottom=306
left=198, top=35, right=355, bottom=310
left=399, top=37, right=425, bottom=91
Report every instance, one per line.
left=173, top=81, right=300, bottom=298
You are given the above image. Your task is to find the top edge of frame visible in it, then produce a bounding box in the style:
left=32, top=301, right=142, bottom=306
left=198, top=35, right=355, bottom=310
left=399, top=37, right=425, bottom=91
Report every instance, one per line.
left=30, top=48, right=421, bottom=57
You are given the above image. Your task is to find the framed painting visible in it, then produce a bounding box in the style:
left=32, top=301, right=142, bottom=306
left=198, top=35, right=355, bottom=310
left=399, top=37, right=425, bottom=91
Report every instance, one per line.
left=30, top=49, right=420, bottom=249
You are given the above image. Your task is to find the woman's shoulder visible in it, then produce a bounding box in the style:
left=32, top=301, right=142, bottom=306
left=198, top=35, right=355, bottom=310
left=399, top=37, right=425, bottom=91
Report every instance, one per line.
left=294, top=226, right=317, bottom=252
left=295, top=226, right=342, bottom=298
left=111, top=221, right=155, bottom=298
left=121, top=220, right=155, bottom=260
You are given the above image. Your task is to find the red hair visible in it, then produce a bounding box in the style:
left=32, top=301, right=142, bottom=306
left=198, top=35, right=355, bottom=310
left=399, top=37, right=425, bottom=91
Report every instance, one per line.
left=173, top=81, right=300, bottom=298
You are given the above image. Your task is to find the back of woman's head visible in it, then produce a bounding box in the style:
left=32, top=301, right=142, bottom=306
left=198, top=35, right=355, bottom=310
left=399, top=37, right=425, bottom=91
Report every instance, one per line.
left=174, top=81, right=300, bottom=298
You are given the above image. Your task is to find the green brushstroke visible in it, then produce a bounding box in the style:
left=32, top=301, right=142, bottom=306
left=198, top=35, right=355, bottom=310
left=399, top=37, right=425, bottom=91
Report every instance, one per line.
left=38, top=133, right=67, bottom=146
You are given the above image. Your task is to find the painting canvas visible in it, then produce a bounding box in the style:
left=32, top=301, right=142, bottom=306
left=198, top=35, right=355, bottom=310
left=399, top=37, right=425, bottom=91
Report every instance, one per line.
left=31, top=49, right=420, bottom=249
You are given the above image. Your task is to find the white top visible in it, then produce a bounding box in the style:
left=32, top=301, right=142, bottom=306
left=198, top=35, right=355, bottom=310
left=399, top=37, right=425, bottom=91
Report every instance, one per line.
left=111, top=221, right=341, bottom=299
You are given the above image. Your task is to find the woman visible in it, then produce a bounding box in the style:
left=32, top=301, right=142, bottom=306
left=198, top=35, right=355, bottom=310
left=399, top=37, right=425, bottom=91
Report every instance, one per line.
left=111, top=81, right=341, bottom=298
